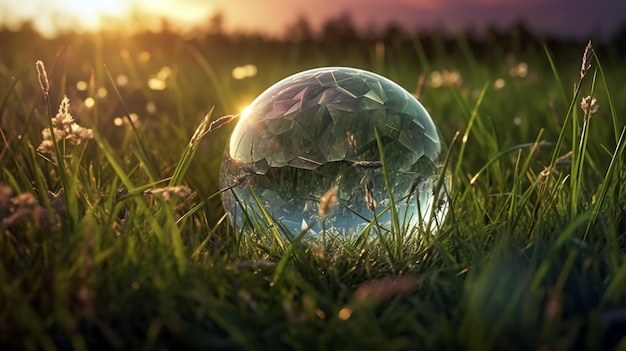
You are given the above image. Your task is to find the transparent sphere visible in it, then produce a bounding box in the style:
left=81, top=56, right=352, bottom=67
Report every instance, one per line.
left=220, top=67, right=450, bottom=236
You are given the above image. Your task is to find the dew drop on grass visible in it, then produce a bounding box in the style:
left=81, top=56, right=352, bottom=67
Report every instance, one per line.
left=220, top=67, right=450, bottom=236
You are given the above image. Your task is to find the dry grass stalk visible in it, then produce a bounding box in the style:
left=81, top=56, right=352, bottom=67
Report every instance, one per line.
left=354, top=276, right=418, bottom=302
left=319, top=186, right=338, bottom=218
left=35, top=60, right=49, bottom=95
left=188, top=113, right=211, bottom=149
left=208, top=114, right=237, bottom=133
left=580, top=96, right=599, bottom=117
left=554, top=151, right=573, bottom=170
left=365, top=178, right=376, bottom=212
left=228, top=260, right=277, bottom=271
left=188, top=114, right=236, bottom=150
left=540, top=151, right=573, bottom=178
left=0, top=183, right=57, bottom=229
left=37, top=96, right=93, bottom=155
left=414, top=73, right=426, bottom=100
left=407, top=175, right=423, bottom=197
left=580, top=40, right=593, bottom=80
left=351, top=160, right=382, bottom=169
left=143, top=185, right=193, bottom=202
left=346, top=131, right=358, bottom=154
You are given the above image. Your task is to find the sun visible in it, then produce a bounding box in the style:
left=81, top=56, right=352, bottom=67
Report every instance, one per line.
left=54, top=0, right=130, bottom=31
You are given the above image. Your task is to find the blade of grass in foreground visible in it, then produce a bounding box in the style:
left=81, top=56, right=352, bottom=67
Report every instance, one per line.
left=159, top=199, right=188, bottom=275
left=427, top=130, right=458, bottom=234
left=248, top=186, right=286, bottom=251
left=542, top=43, right=587, bottom=220
left=469, top=137, right=547, bottom=185
left=454, top=82, right=488, bottom=176
left=542, top=43, right=568, bottom=105
left=93, top=131, right=137, bottom=192
left=584, top=126, right=626, bottom=239
left=0, top=65, right=28, bottom=126
left=530, top=211, right=593, bottom=291
left=104, top=64, right=159, bottom=182
left=592, top=50, right=620, bottom=143
left=168, top=109, right=213, bottom=187
left=374, top=128, right=402, bottom=259
left=185, top=44, right=232, bottom=111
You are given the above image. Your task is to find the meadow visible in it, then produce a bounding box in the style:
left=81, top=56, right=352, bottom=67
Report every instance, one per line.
left=1, top=24, right=626, bottom=350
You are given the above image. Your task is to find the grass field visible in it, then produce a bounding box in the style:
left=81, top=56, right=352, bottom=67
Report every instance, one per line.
left=1, top=27, right=626, bottom=350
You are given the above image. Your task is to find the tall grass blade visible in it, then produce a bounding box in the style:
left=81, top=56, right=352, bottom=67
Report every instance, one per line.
left=168, top=109, right=213, bottom=186
left=104, top=64, right=158, bottom=181
left=455, top=82, right=488, bottom=175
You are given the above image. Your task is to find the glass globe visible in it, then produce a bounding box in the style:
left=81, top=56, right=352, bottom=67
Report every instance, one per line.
left=220, top=67, right=450, bottom=236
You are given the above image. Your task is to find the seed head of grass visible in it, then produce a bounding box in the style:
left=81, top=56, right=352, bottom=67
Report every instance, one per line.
left=580, top=96, right=599, bottom=116
left=580, top=40, right=593, bottom=80
left=346, top=131, right=358, bottom=154
left=37, top=96, right=93, bottom=155
left=143, top=185, right=193, bottom=202
left=208, top=114, right=237, bottom=133
left=35, top=60, right=49, bottom=95
left=0, top=183, right=55, bottom=229
left=319, top=186, right=338, bottom=218
left=365, top=178, right=376, bottom=212
left=350, top=160, right=382, bottom=170
left=540, top=151, right=573, bottom=178
left=407, top=175, right=423, bottom=199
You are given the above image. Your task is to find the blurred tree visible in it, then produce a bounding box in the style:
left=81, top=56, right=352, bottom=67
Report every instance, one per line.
left=207, top=12, right=225, bottom=35
left=509, top=21, right=534, bottom=53
left=380, top=22, right=408, bottom=46
left=284, top=16, right=314, bottom=43
left=320, top=13, right=359, bottom=44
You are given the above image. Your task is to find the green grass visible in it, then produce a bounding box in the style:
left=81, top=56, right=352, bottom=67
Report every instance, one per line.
left=1, top=29, right=626, bottom=351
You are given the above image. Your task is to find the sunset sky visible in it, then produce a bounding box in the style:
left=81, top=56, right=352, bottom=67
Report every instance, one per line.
left=0, top=0, right=624, bottom=38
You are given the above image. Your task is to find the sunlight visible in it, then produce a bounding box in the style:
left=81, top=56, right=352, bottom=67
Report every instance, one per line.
left=55, top=0, right=129, bottom=30
left=240, top=105, right=253, bottom=121
left=0, top=0, right=215, bottom=36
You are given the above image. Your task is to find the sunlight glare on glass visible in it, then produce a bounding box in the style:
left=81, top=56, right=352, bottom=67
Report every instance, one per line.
left=240, top=105, right=252, bottom=121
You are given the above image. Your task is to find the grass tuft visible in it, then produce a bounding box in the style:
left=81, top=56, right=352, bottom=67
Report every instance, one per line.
left=0, top=32, right=625, bottom=351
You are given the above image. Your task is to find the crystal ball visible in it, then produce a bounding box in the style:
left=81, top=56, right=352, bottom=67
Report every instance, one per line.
left=220, top=67, right=450, bottom=236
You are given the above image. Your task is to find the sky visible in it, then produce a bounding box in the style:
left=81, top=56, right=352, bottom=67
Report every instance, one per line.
left=0, top=0, right=625, bottom=39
